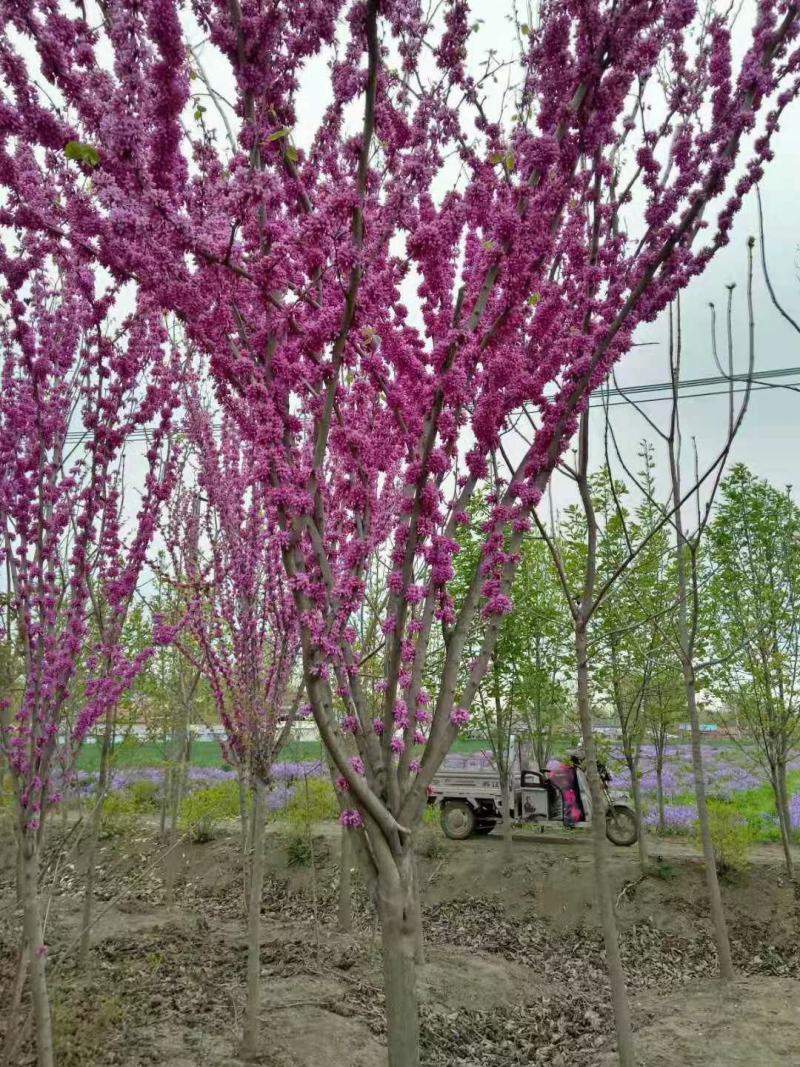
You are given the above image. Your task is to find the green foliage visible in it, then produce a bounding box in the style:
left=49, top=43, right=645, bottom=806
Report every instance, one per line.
left=702, top=800, right=752, bottom=876
left=100, top=776, right=163, bottom=835
left=450, top=489, right=573, bottom=770
left=100, top=791, right=139, bottom=836
left=179, top=779, right=240, bottom=842
left=286, top=833, right=313, bottom=867
left=283, top=777, right=338, bottom=831
left=63, top=140, right=100, bottom=166
left=705, top=464, right=800, bottom=787
left=650, top=861, right=678, bottom=881
left=128, top=779, right=160, bottom=811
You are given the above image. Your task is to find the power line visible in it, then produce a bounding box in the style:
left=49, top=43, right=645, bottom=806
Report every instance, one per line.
left=595, top=364, right=800, bottom=400
left=55, top=365, right=800, bottom=443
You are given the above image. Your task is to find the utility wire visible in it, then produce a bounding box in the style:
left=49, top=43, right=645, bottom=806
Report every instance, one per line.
left=55, top=365, right=800, bottom=443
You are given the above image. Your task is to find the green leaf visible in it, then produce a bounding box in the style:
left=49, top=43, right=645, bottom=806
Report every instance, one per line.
left=64, top=140, right=100, bottom=167
left=521, top=23, right=530, bottom=35
left=267, top=127, right=291, bottom=142
left=527, top=292, right=541, bottom=307
left=193, top=103, right=207, bottom=121
left=481, top=239, right=496, bottom=251
left=285, top=145, right=299, bottom=163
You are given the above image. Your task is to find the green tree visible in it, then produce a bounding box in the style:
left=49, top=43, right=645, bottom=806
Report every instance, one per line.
left=451, top=490, right=572, bottom=856
left=706, top=464, right=800, bottom=877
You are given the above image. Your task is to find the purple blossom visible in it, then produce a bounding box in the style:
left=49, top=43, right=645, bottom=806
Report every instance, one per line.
left=450, top=707, right=470, bottom=728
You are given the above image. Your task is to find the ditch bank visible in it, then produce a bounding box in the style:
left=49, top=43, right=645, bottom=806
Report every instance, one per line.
left=1, top=821, right=799, bottom=1065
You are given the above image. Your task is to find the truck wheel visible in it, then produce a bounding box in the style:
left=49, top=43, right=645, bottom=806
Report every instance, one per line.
left=441, top=800, right=476, bottom=840
left=605, top=805, right=638, bottom=847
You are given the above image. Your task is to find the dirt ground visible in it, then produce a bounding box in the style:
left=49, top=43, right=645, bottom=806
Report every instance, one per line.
left=2, top=819, right=800, bottom=1066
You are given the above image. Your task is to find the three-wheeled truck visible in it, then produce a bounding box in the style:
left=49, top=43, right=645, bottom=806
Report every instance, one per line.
left=428, top=739, right=638, bottom=846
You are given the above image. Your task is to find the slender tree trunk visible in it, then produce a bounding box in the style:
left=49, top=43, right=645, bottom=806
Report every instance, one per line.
left=241, top=777, right=266, bottom=1060
left=159, top=764, right=170, bottom=840
left=627, top=753, right=649, bottom=872
left=19, top=837, right=55, bottom=1067
left=338, top=824, right=353, bottom=933
left=576, top=625, right=635, bottom=1067
left=411, top=851, right=425, bottom=965
left=238, top=764, right=251, bottom=912
left=656, top=761, right=666, bottom=834
left=165, top=709, right=191, bottom=906
left=500, top=765, right=513, bottom=862
left=377, top=863, right=420, bottom=1067
left=773, top=763, right=794, bottom=880
left=682, top=662, right=735, bottom=979
left=79, top=707, right=114, bottom=967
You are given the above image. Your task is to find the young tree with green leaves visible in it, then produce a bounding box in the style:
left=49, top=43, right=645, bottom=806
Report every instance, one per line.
left=451, top=490, right=572, bottom=858
left=706, top=464, right=800, bottom=877
left=644, top=663, right=685, bottom=832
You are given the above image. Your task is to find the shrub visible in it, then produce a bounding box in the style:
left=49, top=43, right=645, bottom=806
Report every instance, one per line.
left=179, top=779, right=241, bottom=843
left=283, top=776, right=338, bottom=831
left=286, top=833, right=313, bottom=867
left=128, top=778, right=161, bottom=811
left=650, top=861, right=678, bottom=881
left=417, top=828, right=446, bottom=861
left=701, top=800, right=752, bottom=876
left=100, top=790, right=139, bottom=837
left=422, top=802, right=439, bottom=827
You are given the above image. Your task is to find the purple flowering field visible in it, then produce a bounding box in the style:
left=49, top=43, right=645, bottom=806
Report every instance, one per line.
left=57, top=745, right=800, bottom=837
left=59, top=760, right=327, bottom=815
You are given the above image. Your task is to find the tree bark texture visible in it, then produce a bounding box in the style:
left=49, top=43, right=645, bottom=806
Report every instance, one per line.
left=378, top=866, right=420, bottom=1067
left=241, top=777, right=266, bottom=1060
left=682, top=664, right=735, bottom=979
left=79, top=706, right=115, bottom=967
left=576, top=625, right=636, bottom=1067
left=338, top=824, right=353, bottom=933
left=20, top=838, right=55, bottom=1067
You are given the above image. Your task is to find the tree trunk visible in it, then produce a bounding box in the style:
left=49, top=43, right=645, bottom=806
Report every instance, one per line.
left=500, top=766, right=513, bottom=862
left=165, top=713, right=191, bottom=906
left=240, top=778, right=266, bottom=1060
left=411, top=851, right=425, bottom=966
left=338, top=824, right=353, bottom=933
left=19, top=837, right=55, bottom=1067
left=655, top=761, right=666, bottom=834
left=576, top=626, right=636, bottom=1067
left=79, top=707, right=114, bottom=967
left=682, top=664, right=735, bottom=979
left=378, top=868, right=420, bottom=1067
left=238, top=764, right=251, bottom=912
left=627, top=753, right=649, bottom=873
left=773, top=763, right=794, bottom=880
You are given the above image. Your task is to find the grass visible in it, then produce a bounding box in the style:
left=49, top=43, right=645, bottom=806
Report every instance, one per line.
left=650, top=770, right=800, bottom=843
left=75, top=735, right=493, bottom=772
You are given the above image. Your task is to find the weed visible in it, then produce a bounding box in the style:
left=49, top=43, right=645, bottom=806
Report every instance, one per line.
left=702, top=800, right=752, bottom=877
left=179, top=779, right=240, bottom=842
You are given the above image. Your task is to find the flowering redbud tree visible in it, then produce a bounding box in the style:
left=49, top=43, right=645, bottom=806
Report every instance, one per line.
left=2, top=1, right=799, bottom=1062
left=164, top=394, right=300, bottom=1058
left=0, top=253, right=180, bottom=1065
